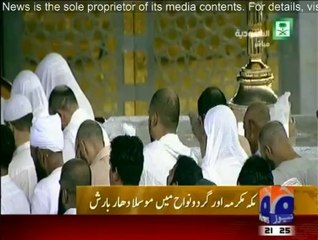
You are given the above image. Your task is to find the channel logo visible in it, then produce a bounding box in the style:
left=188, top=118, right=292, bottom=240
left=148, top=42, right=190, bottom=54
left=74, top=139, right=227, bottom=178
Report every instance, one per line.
left=273, top=18, right=293, bottom=40
left=259, top=186, right=295, bottom=236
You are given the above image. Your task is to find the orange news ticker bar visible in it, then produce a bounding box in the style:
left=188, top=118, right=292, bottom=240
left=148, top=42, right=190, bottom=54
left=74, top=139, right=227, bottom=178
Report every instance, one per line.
left=76, top=186, right=318, bottom=215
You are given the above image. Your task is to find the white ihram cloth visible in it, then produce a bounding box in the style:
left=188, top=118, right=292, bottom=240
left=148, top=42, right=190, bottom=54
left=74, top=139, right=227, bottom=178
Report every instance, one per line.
left=11, top=70, right=49, bottom=119
left=63, top=108, right=92, bottom=162
left=64, top=208, right=77, bottom=215
left=139, top=133, right=198, bottom=186
left=31, top=167, right=62, bottom=214
left=202, top=106, right=247, bottom=186
left=9, top=141, right=37, bottom=201
left=30, top=114, right=64, bottom=152
left=3, top=94, right=32, bottom=122
left=1, top=175, right=30, bottom=214
left=35, top=52, right=94, bottom=119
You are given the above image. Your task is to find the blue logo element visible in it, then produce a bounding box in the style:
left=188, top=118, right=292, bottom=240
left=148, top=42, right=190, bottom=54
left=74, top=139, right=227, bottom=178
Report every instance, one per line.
left=259, top=186, right=294, bottom=225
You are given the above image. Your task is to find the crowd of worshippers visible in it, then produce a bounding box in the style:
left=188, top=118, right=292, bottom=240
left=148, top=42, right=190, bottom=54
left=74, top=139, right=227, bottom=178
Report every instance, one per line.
left=1, top=52, right=317, bottom=215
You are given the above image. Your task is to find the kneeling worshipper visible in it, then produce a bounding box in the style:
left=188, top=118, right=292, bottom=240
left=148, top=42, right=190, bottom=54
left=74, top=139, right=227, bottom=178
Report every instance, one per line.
left=11, top=70, right=49, bottom=119
left=201, top=105, right=248, bottom=186
left=139, top=88, right=198, bottom=186
left=1, top=125, right=30, bottom=214
left=35, top=52, right=94, bottom=119
left=58, top=158, right=91, bottom=215
left=3, top=94, right=37, bottom=201
left=30, top=114, right=64, bottom=214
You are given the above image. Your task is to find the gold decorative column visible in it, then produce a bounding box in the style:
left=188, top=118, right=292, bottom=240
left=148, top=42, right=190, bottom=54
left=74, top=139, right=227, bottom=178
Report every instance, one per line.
left=230, top=1, right=277, bottom=109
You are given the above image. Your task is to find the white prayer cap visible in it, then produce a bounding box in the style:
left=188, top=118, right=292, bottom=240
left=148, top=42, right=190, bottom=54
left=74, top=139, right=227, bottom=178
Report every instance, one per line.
left=4, top=94, right=32, bottom=122
left=30, top=114, right=64, bottom=152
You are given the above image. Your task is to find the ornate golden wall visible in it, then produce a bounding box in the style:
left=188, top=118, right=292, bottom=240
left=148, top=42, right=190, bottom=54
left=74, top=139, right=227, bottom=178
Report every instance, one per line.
left=22, top=12, right=119, bottom=117
left=22, top=10, right=279, bottom=117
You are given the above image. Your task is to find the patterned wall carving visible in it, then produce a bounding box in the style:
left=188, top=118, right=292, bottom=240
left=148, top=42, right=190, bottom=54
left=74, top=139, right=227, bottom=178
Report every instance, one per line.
left=21, top=9, right=279, bottom=116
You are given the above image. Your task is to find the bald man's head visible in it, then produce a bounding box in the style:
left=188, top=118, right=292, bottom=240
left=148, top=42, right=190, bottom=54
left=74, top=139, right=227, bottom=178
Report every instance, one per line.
left=75, top=120, right=104, bottom=164
left=259, top=121, right=288, bottom=147
left=259, top=121, right=296, bottom=168
left=244, top=102, right=270, bottom=154
left=59, top=158, right=91, bottom=212
left=76, top=120, right=103, bottom=143
left=60, top=158, right=91, bottom=192
left=148, top=88, right=180, bottom=139
left=245, top=102, right=270, bottom=126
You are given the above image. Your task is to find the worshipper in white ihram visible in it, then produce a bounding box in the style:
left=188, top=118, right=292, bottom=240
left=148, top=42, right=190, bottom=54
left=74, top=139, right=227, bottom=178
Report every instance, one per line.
left=35, top=52, right=94, bottom=119
left=11, top=70, right=49, bottom=119
left=189, top=86, right=251, bottom=162
left=30, top=114, right=64, bottom=214
left=48, top=85, right=94, bottom=162
left=139, top=88, right=198, bottom=186
left=3, top=94, right=37, bottom=201
left=202, top=105, right=248, bottom=186
left=1, top=125, right=30, bottom=214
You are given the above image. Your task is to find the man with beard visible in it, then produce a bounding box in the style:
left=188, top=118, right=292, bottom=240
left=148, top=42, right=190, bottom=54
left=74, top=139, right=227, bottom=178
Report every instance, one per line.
left=259, top=121, right=317, bottom=185
left=30, top=114, right=64, bottom=214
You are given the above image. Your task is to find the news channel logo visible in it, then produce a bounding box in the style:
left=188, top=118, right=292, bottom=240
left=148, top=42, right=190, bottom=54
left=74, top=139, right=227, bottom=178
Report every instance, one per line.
left=258, top=186, right=295, bottom=236
left=273, top=18, right=293, bottom=40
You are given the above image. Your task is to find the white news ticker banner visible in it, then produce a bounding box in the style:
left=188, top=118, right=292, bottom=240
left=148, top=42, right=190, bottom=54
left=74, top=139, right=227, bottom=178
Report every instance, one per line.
left=259, top=226, right=295, bottom=236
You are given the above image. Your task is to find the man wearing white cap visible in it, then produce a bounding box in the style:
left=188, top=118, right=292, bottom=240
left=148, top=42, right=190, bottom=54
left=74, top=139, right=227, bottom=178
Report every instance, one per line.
left=30, top=114, right=64, bottom=214
left=3, top=94, right=37, bottom=201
